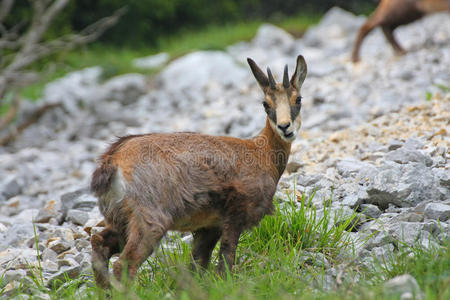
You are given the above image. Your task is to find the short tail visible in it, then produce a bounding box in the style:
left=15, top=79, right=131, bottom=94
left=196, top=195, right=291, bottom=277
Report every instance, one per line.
left=91, top=162, right=118, bottom=196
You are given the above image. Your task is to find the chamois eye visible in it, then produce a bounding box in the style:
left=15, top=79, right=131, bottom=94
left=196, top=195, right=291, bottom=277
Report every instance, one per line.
left=295, top=96, right=302, bottom=105
left=262, top=101, right=270, bottom=110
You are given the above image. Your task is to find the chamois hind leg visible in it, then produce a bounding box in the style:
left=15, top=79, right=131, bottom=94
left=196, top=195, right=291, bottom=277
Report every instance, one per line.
left=352, top=18, right=380, bottom=62
left=217, top=221, right=244, bottom=274
left=91, top=225, right=121, bottom=289
left=381, top=25, right=406, bottom=56
left=191, top=227, right=222, bottom=270
left=112, top=215, right=166, bottom=283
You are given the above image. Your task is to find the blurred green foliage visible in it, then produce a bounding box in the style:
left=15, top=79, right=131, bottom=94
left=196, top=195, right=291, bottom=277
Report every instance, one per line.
left=7, top=0, right=375, bottom=47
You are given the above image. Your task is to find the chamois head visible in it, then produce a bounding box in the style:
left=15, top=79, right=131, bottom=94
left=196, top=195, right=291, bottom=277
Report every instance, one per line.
left=247, top=55, right=307, bottom=143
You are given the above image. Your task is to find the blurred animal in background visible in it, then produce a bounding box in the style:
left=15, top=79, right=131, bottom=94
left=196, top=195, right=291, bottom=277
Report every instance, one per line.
left=351, top=0, right=450, bottom=62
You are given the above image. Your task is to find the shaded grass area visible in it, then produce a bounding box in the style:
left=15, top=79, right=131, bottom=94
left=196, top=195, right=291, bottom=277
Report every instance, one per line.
left=1, top=192, right=448, bottom=299
left=18, top=13, right=320, bottom=101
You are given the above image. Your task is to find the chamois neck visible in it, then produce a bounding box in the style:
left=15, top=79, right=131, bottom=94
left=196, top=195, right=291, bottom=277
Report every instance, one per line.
left=254, top=118, right=291, bottom=181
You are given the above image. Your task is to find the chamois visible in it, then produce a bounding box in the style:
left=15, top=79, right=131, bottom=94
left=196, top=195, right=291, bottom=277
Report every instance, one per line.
left=90, top=55, right=308, bottom=288
left=351, top=0, right=450, bottom=62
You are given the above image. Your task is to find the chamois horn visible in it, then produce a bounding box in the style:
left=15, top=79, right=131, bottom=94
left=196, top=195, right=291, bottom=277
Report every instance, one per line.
left=283, top=64, right=289, bottom=89
left=267, top=67, right=276, bottom=90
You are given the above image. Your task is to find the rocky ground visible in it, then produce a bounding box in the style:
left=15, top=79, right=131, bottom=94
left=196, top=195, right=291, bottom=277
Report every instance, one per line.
left=0, top=7, right=449, bottom=297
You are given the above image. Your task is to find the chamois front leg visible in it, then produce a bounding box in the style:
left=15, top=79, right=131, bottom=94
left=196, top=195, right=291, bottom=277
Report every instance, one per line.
left=381, top=25, right=406, bottom=56
left=91, top=225, right=121, bottom=289
left=217, top=221, right=244, bottom=274
left=191, top=227, right=222, bottom=270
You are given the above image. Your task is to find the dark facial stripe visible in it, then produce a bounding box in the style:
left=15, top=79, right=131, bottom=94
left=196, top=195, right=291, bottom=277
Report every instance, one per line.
left=290, top=103, right=301, bottom=121
left=265, top=106, right=277, bottom=123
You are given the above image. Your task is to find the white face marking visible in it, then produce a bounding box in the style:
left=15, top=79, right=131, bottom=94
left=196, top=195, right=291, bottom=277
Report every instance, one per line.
left=276, top=99, right=291, bottom=126
left=268, top=95, right=302, bottom=143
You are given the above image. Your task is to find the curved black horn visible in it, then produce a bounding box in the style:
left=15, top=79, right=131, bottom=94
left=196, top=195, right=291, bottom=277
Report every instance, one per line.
left=283, top=64, right=289, bottom=89
left=267, top=67, right=276, bottom=90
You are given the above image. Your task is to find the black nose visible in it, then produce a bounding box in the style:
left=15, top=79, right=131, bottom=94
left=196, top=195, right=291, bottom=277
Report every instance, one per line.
left=277, top=123, right=290, bottom=132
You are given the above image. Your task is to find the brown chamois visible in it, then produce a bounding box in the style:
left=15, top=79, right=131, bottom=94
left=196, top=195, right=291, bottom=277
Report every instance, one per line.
left=90, top=55, right=308, bottom=288
left=351, top=0, right=450, bottom=62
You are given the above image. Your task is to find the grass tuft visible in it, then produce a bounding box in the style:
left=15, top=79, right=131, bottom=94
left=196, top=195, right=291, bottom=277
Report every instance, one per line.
left=1, top=187, right=448, bottom=299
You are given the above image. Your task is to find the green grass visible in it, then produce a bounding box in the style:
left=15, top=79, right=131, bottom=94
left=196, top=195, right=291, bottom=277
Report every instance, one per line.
left=370, top=238, right=450, bottom=299
left=1, top=190, right=449, bottom=299
left=15, top=13, right=319, bottom=102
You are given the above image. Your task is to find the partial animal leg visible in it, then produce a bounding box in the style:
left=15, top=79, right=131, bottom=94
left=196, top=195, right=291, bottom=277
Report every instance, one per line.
left=381, top=25, right=406, bottom=56
left=352, top=18, right=380, bottom=62
left=217, top=222, right=243, bottom=274
left=112, top=217, right=166, bottom=283
left=191, top=227, right=222, bottom=270
left=91, top=225, right=121, bottom=289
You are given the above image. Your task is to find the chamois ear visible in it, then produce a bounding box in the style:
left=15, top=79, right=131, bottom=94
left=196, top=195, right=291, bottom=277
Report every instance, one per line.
left=247, top=58, right=269, bottom=90
left=290, top=55, right=307, bottom=91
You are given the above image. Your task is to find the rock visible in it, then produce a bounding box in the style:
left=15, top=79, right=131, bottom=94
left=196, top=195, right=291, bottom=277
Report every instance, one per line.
left=302, top=7, right=364, bottom=46
left=418, top=231, right=440, bottom=249
left=372, top=244, right=395, bottom=262
left=0, top=248, right=38, bottom=270
left=57, top=257, right=79, bottom=268
left=60, top=188, right=96, bottom=217
left=404, top=138, right=424, bottom=150
left=293, top=173, right=324, bottom=187
left=0, top=196, right=20, bottom=217
left=388, top=222, right=425, bottom=246
left=300, top=252, right=331, bottom=269
left=364, top=163, right=442, bottom=209
left=41, top=248, right=58, bottom=262
left=74, top=239, right=91, bottom=252
left=83, top=213, right=104, bottom=236
left=54, top=227, right=75, bottom=242
left=158, top=51, right=247, bottom=96
left=29, top=291, right=51, bottom=300
left=365, top=231, right=394, bottom=250
left=433, top=168, right=450, bottom=188
left=424, top=203, right=450, bottom=221
left=47, top=239, right=71, bottom=254
left=397, top=211, right=424, bottom=223
left=42, top=260, right=59, bottom=273
left=35, top=200, right=62, bottom=223
left=336, top=158, right=375, bottom=177
left=387, top=139, right=404, bottom=151
left=132, top=52, right=170, bottom=69
left=0, top=223, right=36, bottom=250
left=385, top=149, right=432, bottom=166
left=43, top=67, right=102, bottom=115
left=2, top=269, right=27, bottom=285
left=309, top=61, right=343, bottom=77
left=342, top=194, right=359, bottom=208
left=252, top=24, right=295, bottom=52
left=0, top=7, right=449, bottom=293
left=0, top=248, right=17, bottom=266
left=0, top=175, right=22, bottom=201
left=47, top=265, right=81, bottom=288
left=360, top=204, right=382, bottom=218
left=66, top=209, right=89, bottom=226
left=100, top=73, right=147, bottom=105
left=383, top=274, right=423, bottom=300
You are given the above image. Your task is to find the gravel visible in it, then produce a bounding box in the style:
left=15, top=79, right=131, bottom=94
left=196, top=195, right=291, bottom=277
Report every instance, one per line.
left=0, top=6, right=449, bottom=293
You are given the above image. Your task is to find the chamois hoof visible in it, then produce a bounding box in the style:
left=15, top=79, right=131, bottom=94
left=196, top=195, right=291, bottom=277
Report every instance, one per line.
left=394, top=49, right=407, bottom=56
